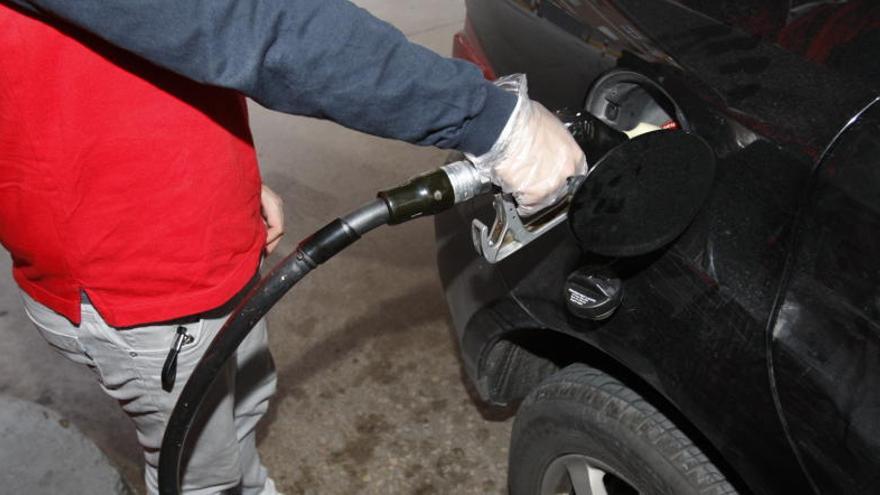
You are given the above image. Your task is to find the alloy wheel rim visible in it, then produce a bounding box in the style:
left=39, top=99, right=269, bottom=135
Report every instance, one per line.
left=539, top=454, right=639, bottom=495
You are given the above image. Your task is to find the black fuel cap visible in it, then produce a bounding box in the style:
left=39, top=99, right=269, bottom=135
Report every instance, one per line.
left=564, top=267, right=623, bottom=320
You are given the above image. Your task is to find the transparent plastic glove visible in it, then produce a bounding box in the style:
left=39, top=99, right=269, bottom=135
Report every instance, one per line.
left=466, top=74, right=587, bottom=216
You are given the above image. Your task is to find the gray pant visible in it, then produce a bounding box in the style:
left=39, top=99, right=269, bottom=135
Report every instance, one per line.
left=21, top=291, right=280, bottom=495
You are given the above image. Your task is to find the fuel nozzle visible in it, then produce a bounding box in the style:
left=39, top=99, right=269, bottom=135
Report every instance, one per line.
left=378, top=109, right=627, bottom=227
left=554, top=108, right=628, bottom=165
left=378, top=161, right=491, bottom=225
left=470, top=108, right=633, bottom=263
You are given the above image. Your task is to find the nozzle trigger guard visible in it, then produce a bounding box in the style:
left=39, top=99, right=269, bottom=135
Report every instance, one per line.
left=471, top=191, right=571, bottom=264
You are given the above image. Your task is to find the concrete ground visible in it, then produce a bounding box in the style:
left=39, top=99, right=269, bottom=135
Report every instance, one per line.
left=0, top=1, right=515, bottom=494
left=0, top=395, right=131, bottom=495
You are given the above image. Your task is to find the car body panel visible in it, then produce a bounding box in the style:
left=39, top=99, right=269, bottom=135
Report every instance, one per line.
left=439, top=138, right=813, bottom=493
left=436, top=1, right=880, bottom=493
left=771, top=100, right=880, bottom=494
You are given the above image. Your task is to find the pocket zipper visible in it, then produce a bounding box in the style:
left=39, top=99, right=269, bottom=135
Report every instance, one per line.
left=161, top=326, right=194, bottom=392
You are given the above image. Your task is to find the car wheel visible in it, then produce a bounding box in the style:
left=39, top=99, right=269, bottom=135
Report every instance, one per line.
left=508, top=364, right=738, bottom=495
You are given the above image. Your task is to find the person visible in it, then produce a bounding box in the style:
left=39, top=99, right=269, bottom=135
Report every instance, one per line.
left=0, top=1, right=586, bottom=493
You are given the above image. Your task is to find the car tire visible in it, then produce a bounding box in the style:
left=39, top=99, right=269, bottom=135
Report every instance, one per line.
left=508, top=364, right=738, bottom=495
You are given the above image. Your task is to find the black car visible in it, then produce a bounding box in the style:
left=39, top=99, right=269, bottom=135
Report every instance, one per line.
left=435, top=1, right=880, bottom=494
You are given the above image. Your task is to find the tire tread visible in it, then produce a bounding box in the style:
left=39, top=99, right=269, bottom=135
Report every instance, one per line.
left=515, top=364, right=737, bottom=495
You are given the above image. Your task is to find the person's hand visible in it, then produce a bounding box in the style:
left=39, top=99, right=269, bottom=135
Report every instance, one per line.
left=466, top=75, right=586, bottom=216
left=490, top=101, right=585, bottom=215
left=260, top=184, right=284, bottom=254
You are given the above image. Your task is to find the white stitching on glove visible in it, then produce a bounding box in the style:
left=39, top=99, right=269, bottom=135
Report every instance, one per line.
left=466, top=74, right=587, bottom=216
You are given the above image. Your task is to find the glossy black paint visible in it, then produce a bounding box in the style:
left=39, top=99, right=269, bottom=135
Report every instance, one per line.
left=771, top=102, right=880, bottom=494
left=435, top=1, right=879, bottom=494
left=502, top=139, right=811, bottom=494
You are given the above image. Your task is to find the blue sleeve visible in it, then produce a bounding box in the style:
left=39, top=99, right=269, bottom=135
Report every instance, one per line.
left=7, top=0, right=516, bottom=155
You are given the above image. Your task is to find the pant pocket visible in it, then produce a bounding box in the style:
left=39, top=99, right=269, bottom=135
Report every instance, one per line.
left=30, top=318, right=89, bottom=361
left=116, top=319, right=207, bottom=356
left=21, top=292, right=92, bottom=366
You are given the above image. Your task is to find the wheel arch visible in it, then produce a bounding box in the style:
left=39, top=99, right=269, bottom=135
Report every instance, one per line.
left=476, top=326, right=748, bottom=492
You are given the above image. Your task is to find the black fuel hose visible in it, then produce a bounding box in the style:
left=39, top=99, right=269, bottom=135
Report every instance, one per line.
left=157, top=199, right=390, bottom=495
left=157, top=163, right=486, bottom=494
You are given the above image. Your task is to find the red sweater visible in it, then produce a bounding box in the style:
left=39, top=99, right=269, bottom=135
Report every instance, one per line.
left=0, top=7, right=266, bottom=327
